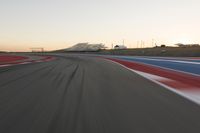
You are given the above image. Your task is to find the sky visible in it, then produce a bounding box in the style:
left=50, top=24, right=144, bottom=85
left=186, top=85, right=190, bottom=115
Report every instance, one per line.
left=0, top=0, right=200, bottom=52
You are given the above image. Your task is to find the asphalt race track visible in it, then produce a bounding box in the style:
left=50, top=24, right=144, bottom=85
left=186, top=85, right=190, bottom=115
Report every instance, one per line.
left=0, top=54, right=200, bottom=133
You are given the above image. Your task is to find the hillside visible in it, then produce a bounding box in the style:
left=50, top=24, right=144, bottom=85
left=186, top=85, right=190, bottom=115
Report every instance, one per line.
left=97, top=47, right=200, bottom=57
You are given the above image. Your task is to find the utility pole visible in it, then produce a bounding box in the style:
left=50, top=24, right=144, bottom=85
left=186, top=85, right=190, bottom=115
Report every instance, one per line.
left=140, top=40, right=145, bottom=48
left=152, top=39, right=154, bottom=47
left=137, top=41, right=139, bottom=48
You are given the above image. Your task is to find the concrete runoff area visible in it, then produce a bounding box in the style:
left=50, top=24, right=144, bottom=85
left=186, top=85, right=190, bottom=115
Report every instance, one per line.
left=0, top=54, right=200, bottom=133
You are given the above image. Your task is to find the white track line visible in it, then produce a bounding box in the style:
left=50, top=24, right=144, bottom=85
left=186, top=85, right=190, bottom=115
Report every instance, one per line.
left=121, top=57, right=200, bottom=65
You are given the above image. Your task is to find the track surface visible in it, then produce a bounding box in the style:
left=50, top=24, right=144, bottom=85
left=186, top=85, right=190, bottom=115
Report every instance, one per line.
left=0, top=54, right=200, bottom=133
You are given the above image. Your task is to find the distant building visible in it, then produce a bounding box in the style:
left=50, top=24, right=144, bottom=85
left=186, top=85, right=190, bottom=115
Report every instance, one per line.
left=114, top=45, right=127, bottom=50
left=175, top=43, right=185, bottom=47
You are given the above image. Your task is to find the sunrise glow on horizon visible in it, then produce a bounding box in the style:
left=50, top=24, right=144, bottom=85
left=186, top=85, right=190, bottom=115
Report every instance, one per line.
left=0, top=0, right=200, bottom=52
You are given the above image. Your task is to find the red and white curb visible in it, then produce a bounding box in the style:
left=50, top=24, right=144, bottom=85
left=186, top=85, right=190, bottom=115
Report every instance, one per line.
left=0, top=56, right=55, bottom=68
left=133, top=70, right=200, bottom=105
left=105, top=58, right=200, bottom=105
